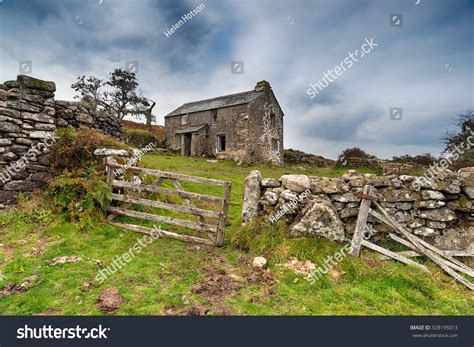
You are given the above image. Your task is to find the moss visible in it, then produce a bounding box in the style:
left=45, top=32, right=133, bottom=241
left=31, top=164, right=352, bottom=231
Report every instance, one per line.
left=18, top=75, right=56, bottom=92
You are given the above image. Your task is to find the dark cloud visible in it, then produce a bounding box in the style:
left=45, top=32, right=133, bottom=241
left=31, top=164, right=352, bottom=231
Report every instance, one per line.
left=0, top=0, right=472, bottom=159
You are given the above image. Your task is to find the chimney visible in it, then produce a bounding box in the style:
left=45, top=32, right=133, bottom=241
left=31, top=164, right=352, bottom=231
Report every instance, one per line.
left=254, top=80, right=271, bottom=92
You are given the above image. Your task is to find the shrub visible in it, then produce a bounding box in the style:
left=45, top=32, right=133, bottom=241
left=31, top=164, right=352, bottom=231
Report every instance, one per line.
left=51, top=128, right=129, bottom=173
left=391, top=153, right=436, bottom=167
left=338, top=147, right=376, bottom=160
left=122, top=128, right=158, bottom=149
left=48, top=168, right=111, bottom=229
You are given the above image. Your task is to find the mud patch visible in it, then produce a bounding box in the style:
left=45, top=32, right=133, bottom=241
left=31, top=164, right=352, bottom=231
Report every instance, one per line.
left=362, top=257, right=384, bottom=268
left=0, top=243, right=14, bottom=260
left=0, top=274, right=42, bottom=299
left=96, top=287, right=126, bottom=314
left=246, top=268, right=274, bottom=286
left=164, top=305, right=206, bottom=316
left=192, top=268, right=241, bottom=300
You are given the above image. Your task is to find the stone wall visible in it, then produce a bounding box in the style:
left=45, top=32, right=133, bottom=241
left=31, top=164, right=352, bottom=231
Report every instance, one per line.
left=242, top=169, right=474, bottom=251
left=0, top=75, right=122, bottom=206
left=55, top=100, right=122, bottom=138
left=344, top=157, right=418, bottom=175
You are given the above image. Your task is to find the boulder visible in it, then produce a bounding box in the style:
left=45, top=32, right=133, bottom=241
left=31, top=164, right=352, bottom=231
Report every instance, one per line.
left=290, top=198, right=345, bottom=242
left=281, top=174, right=310, bottom=193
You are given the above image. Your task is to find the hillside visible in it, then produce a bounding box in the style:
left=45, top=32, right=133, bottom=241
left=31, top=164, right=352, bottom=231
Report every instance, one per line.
left=0, top=153, right=472, bottom=315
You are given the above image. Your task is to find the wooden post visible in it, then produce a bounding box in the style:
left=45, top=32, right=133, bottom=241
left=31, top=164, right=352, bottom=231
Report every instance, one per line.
left=216, top=182, right=231, bottom=246
left=349, top=185, right=374, bottom=256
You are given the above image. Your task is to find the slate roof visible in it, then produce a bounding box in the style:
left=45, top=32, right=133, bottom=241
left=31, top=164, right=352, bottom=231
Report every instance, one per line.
left=175, top=124, right=208, bottom=134
left=165, top=90, right=264, bottom=117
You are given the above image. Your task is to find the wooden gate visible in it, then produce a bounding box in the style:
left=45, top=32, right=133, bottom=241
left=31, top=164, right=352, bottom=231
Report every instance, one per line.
left=105, top=159, right=231, bottom=246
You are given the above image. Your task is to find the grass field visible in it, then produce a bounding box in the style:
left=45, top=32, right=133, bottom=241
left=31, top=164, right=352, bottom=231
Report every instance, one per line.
left=0, top=152, right=472, bottom=315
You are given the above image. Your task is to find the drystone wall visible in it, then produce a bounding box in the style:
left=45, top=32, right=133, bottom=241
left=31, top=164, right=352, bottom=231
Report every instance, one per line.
left=242, top=169, right=474, bottom=251
left=55, top=100, right=121, bottom=138
left=0, top=75, right=122, bottom=206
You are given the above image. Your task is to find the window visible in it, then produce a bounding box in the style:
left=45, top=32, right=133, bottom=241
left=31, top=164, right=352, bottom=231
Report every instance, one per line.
left=270, top=113, right=276, bottom=127
left=272, top=138, right=279, bottom=151
left=217, top=135, right=226, bottom=152
left=211, top=109, right=217, bottom=127
left=181, top=114, right=188, bottom=125
left=175, top=134, right=182, bottom=149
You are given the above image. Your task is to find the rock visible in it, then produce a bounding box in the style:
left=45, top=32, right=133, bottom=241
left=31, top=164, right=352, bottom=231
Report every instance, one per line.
left=17, top=75, right=56, bottom=92
left=20, top=112, right=55, bottom=124
left=395, top=202, right=412, bottom=210
left=0, top=107, right=20, bottom=118
left=96, top=287, right=126, bottom=314
left=252, top=256, right=267, bottom=269
left=34, top=123, right=56, bottom=131
left=93, top=148, right=129, bottom=156
left=447, top=197, right=474, bottom=213
left=261, top=178, right=281, bottom=188
left=78, top=113, right=94, bottom=124
left=242, top=170, right=261, bottom=224
left=393, top=211, right=413, bottom=224
left=31, top=172, right=52, bottom=183
left=417, top=207, right=457, bottom=222
left=426, top=220, right=446, bottom=229
left=4, top=180, right=43, bottom=191
left=330, top=192, right=360, bottom=203
left=413, top=227, right=438, bottom=237
left=339, top=207, right=359, bottom=219
left=433, top=226, right=474, bottom=251
left=382, top=188, right=419, bottom=202
left=1, top=152, right=18, bottom=161
left=458, top=167, right=474, bottom=177
left=0, top=139, right=12, bottom=146
left=409, top=219, right=425, bottom=228
left=29, top=131, right=55, bottom=139
left=281, top=174, right=310, bottom=193
left=0, top=122, right=21, bottom=133
left=49, top=255, right=82, bottom=265
left=437, top=180, right=461, bottom=194
left=0, top=191, right=17, bottom=204
left=421, top=190, right=445, bottom=201
left=10, top=145, right=29, bottom=154
left=462, top=187, right=474, bottom=199
left=280, top=189, right=298, bottom=201
left=43, top=106, right=55, bottom=116
left=7, top=100, right=43, bottom=113
left=418, top=200, right=446, bottom=209
left=290, top=198, right=345, bottom=242
left=14, top=138, right=33, bottom=146
left=263, top=190, right=279, bottom=205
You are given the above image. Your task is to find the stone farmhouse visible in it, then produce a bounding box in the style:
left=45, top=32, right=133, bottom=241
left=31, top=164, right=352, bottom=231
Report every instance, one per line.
left=164, top=81, right=284, bottom=164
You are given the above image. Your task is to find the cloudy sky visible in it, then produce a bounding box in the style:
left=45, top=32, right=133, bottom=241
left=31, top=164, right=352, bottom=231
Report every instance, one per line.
left=0, top=0, right=472, bottom=159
